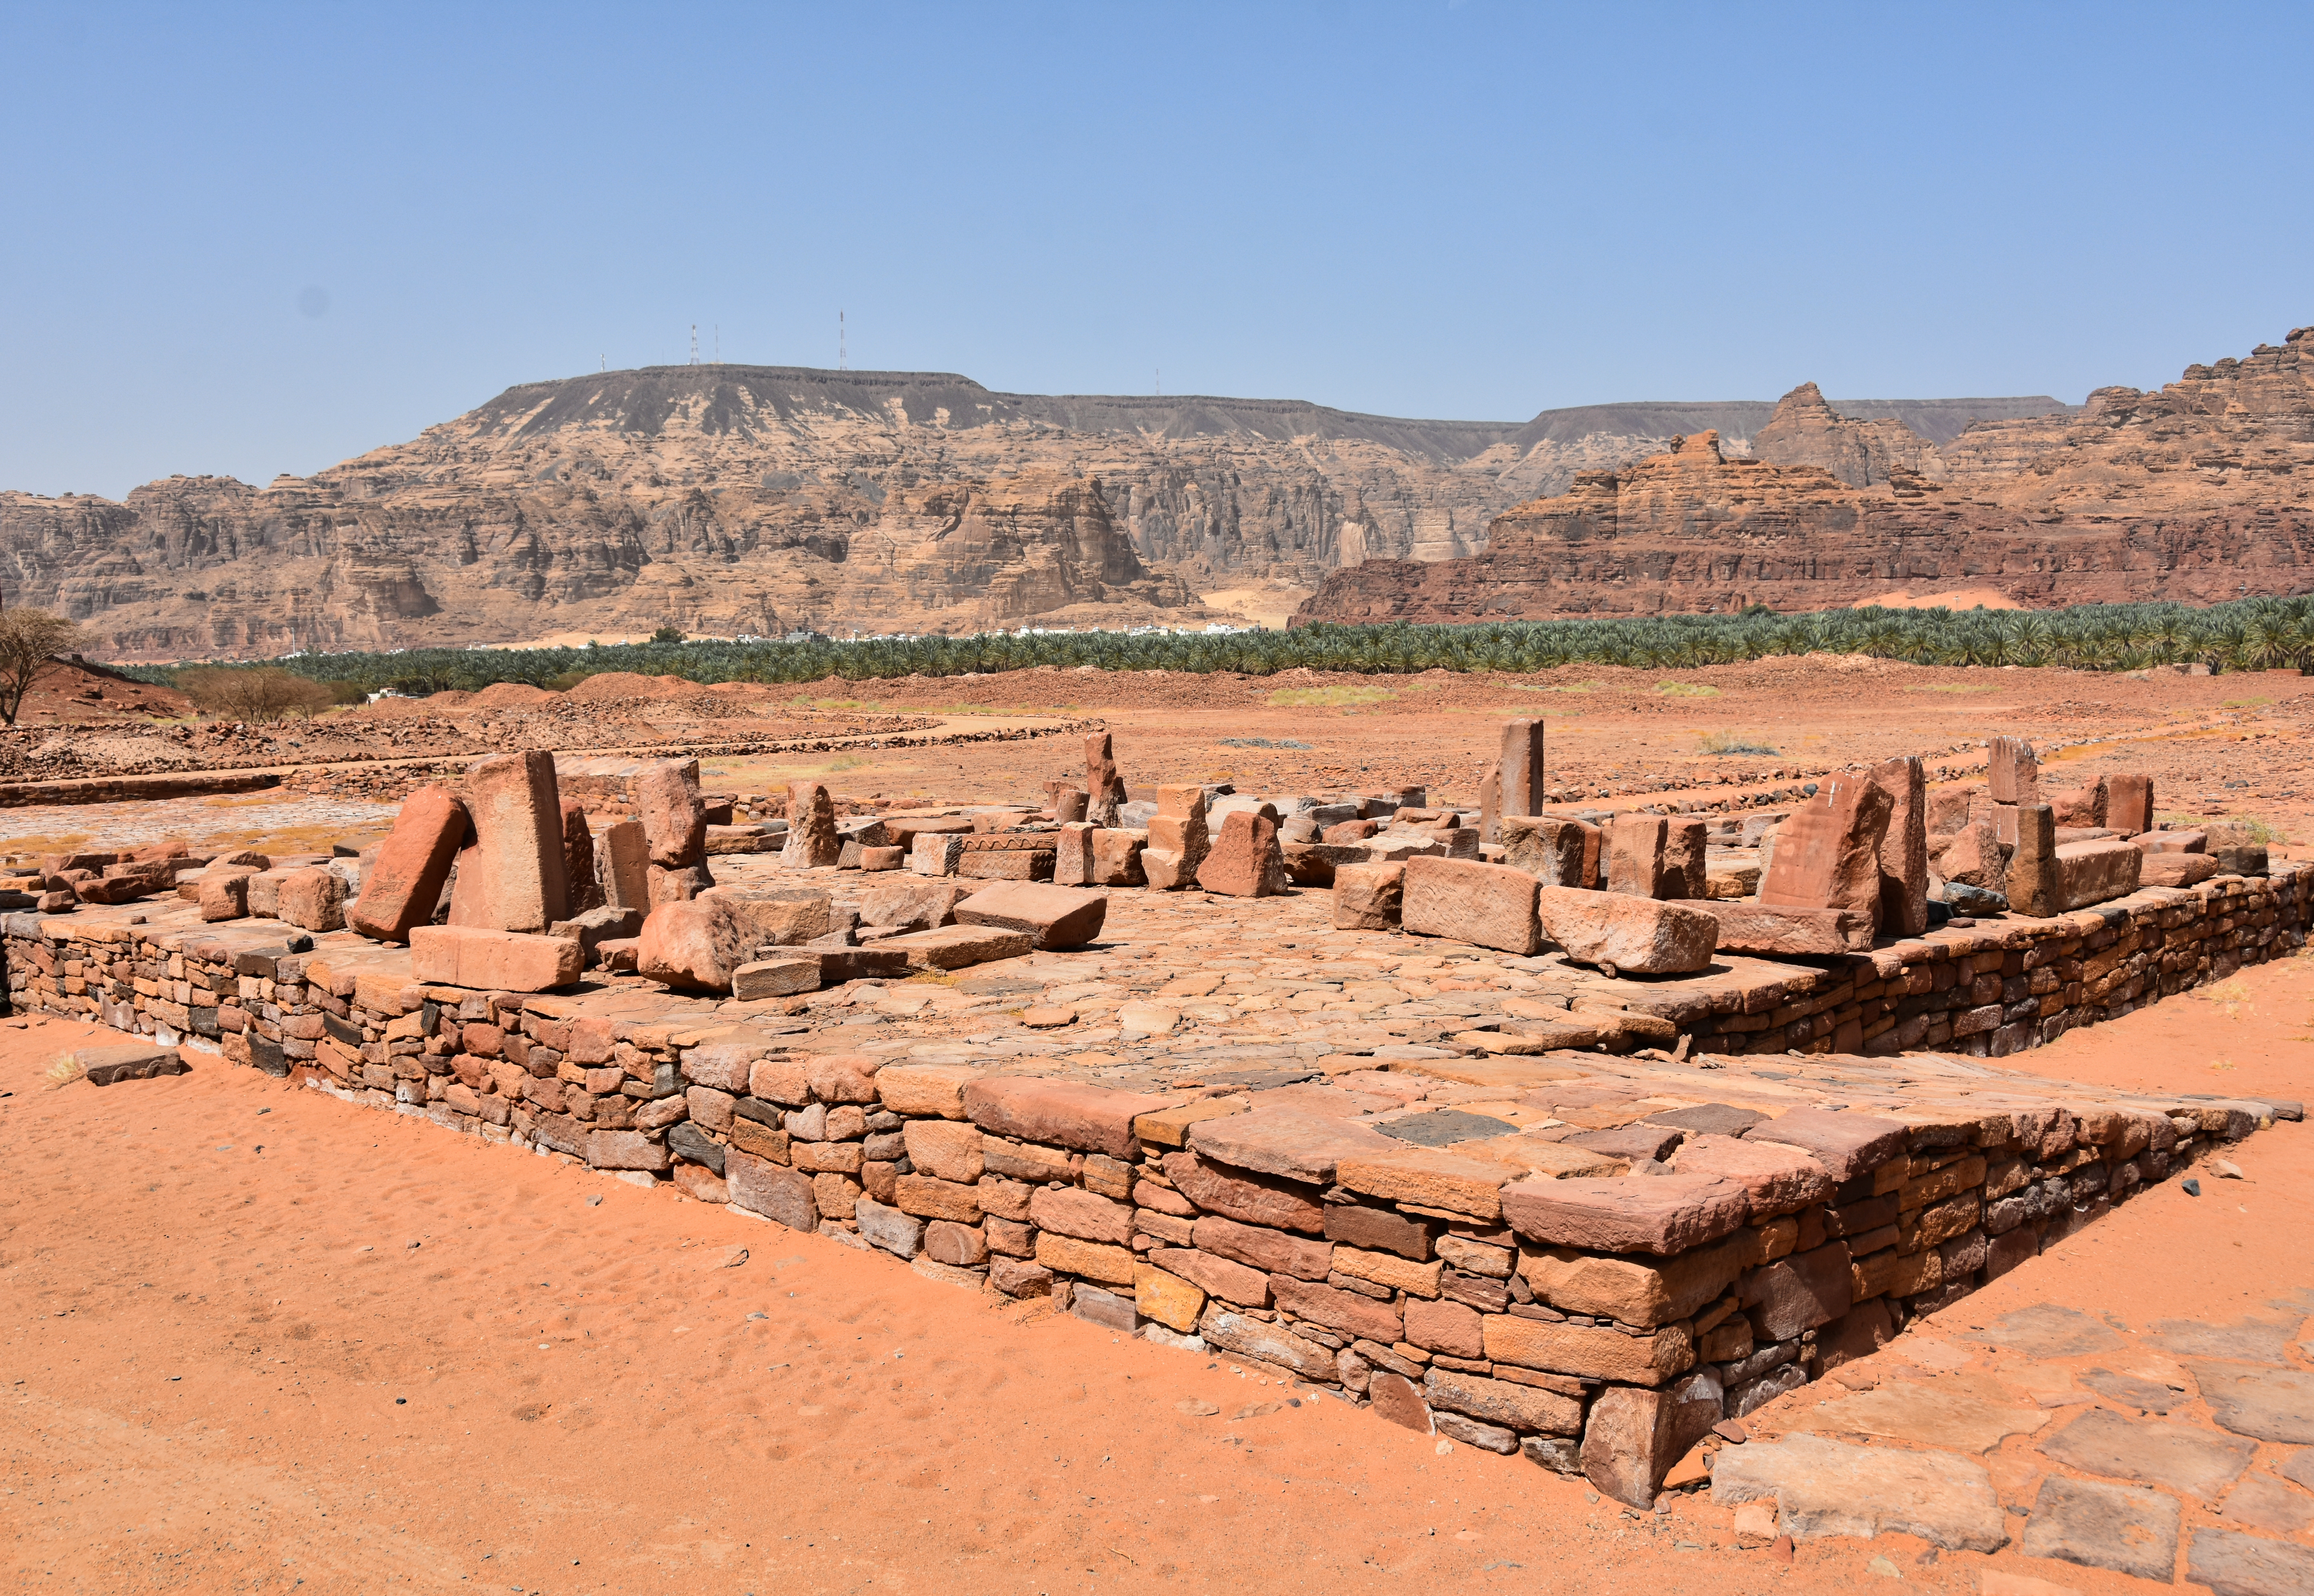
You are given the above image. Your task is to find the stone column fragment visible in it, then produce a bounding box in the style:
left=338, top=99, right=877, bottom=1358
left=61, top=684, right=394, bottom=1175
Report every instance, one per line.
left=2008, top=802, right=2058, bottom=918
left=349, top=784, right=470, bottom=942
left=1606, top=813, right=1668, bottom=897
left=1989, top=737, right=2040, bottom=805
left=1500, top=718, right=1547, bottom=817
left=1869, top=754, right=1928, bottom=937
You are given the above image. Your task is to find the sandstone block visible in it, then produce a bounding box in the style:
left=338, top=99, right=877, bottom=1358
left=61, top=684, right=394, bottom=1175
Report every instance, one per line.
left=2140, top=852, right=2220, bottom=888
left=2105, top=773, right=2153, bottom=837
left=1197, top=1306, right=1336, bottom=1380
left=964, top=1077, right=1178, bottom=1159
left=1502, top=1173, right=1749, bottom=1255
left=1367, top=1371, right=1433, bottom=1433
left=2008, top=802, right=2058, bottom=918
left=1989, top=736, right=2040, bottom=805
left=1742, top=1107, right=1909, bottom=1185
left=729, top=1150, right=817, bottom=1231
left=907, top=833, right=964, bottom=876
left=731, top=956, right=820, bottom=999
left=1403, top=1295, right=1485, bottom=1357
left=1147, top=1246, right=1270, bottom=1306
left=409, top=924, right=582, bottom=992
left=1688, top=901, right=1874, bottom=956
left=1331, top=861, right=1404, bottom=929
left=559, top=798, right=605, bottom=914
left=891, top=1173, right=983, bottom=1223
left=78, top=1042, right=188, bottom=1086
left=876, top=924, right=1033, bottom=970
left=1050, top=787, right=1089, bottom=823
left=953, top=881, right=1108, bottom=948
left=446, top=751, right=569, bottom=933
left=1085, top=730, right=1127, bottom=806
left=2053, top=839, right=2142, bottom=911
left=1161, top=1150, right=1328, bottom=1233
left=1270, top=1275, right=1401, bottom=1344
left=1935, top=814, right=2006, bottom=891
left=199, top=871, right=251, bottom=922
left=1133, top=1262, right=1206, bottom=1333
left=1053, top=821, right=1097, bottom=887
left=1870, top=754, right=1929, bottom=936
left=1535, top=885, right=1716, bottom=974
left=1671, top=1133, right=1833, bottom=1216
left=1486, top=1316, right=1696, bottom=1385
left=1336, top=1144, right=1515, bottom=1221
left=922, top=1219, right=987, bottom=1267
left=1031, top=1185, right=1135, bottom=1246
left=1605, top=812, right=1669, bottom=897
left=636, top=897, right=750, bottom=992
left=1740, top=1240, right=1853, bottom=1340
left=598, top=818, right=651, bottom=910
left=1431, top=1366, right=1584, bottom=1436
left=1520, top=1233, right=1750, bottom=1328
left=276, top=867, right=347, bottom=932
left=348, top=785, right=468, bottom=941
left=1499, top=718, right=1547, bottom=816
left=1191, top=1215, right=1332, bottom=1280
left=1184, top=1107, right=1397, bottom=1187
left=637, top=759, right=708, bottom=867
left=1501, top=814, right=1596, bottom=887
left=1662, top=818, right=1708, bottom=900
left=875, top=1063, right=979, bottom=1119
left=1582, top=1373, right=1724, bottom=1507
left=854, top=1197, right=924, bottom=1259
left=1400, top=856, right=1541, bottom=954
left=587, top=1129, right=670, bottom=1172
left=858, top=878, right=965, bottom=932
left=1758, top=775, right=1893, bottom=913
left=1712, top=1432, right=2008, bottom=1550
left=1034, top=1231, right=1136, bottom=1285
left=1195, top=810, right=1286, bottom=897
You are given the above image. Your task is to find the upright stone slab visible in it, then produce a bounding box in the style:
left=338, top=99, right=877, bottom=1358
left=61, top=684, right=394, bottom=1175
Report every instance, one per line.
left=446, top=751, right=569, bottom=934
left=1501, top=815, right=1596, bottom=888
left=1054, top=822, right=1098, bottom=887
left=1086, top=732, right=1127, bottom=807
left=1605, top=812, right=1668, bottom=897
left=1989, top=736, right=2040, bottom=805
left=1143, top=784, right=1211, bottom=891
left=2106, top=773, right=2154, bottom=837
left=1870, top=754, right=1929, bottom=937
left=1757, top=775, right=1893, bottom=913
left=1478, top=765, right=1501, bottom=844
left=636, top=758, right=707, bottom=868
left=781, top=780, right=843, bottom=869
left=1500, top=717, right=1547, bottom=816
left=560, top=798, right=606, bottom=914
left=1196, top=810, right=1286, bottom=897
left=349, top=785, right=469, bottom=942
left=597, top=818, right=651, bottom=910
left=1662, top=818, right=1707, bottom=900
left=1052, top=787, right=1089, bottom=824
left=1402, top=857, right=1542, bottom=955
left=2008, top=802, right=2058, bottom=918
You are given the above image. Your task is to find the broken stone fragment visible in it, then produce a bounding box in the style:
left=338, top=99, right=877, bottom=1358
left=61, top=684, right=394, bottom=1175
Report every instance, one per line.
left=1400, top=856, right=1540, bottom=954
left=952, top=881, right=1108, bottom=948
left=349, top=784, right=470, bottom=941
left=1534, top=885, right=1716, bottom=975
left=409, top=924, right=583, bottom=993
left=446, top=750, right=570, bottom=933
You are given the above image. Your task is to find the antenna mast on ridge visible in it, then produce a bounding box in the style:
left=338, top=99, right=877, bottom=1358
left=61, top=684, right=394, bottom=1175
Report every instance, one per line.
left=688, top=325, right=702, bottom=365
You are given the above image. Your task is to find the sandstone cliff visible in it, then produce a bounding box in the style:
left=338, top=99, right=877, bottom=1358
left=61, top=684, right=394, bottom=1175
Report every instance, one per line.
left=1294, top=326, right=2314, bottom=626
left=1753, top=383, right=1945, bottom=486
left=0, top=363, right=2075, bottom=660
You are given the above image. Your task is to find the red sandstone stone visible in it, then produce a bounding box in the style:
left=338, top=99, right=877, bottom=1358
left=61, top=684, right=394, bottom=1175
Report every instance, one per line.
left=276, top=867, right=346, bottom=932
left=1758, top=775, right=1893, bottom=913
left=1663, top=818, right=1708, bottom=900
left=1160, top=1151, right=1329, bottom=1233
left=197, top=871, right=249, bottom=922
left=560, top=798, right=605, bottom=913
left=1147, top=1246, right=1270, bottom=1307
left=1400, top=856, right=1541, bottom=954
left=409, top=924, right=582, bottom=992
left=2008, top=802, right=2058, bottom=918
left=2140, top=852, right=2220, bottom=888
left=1741, top=1106, right=1909, bottom=1184
left=963, top=1077, right=1177, bottom=1159
left=1669, top=1133, right=1834, bottom=1217
left=637, top=759, right=707, bottom=868
left=1183, top=1107, right=1397, bottom=1187
left=780, top=779, right=841, bottom=869
left=1195, top=810, right=1286, bottom=897
left=1499, top=718, right=1546, bottom=816
left=636, top=897, right=750, bottom=992
left=1084, top=731, right=1127, bottom=806
left=1191, top=1215, right=1333, bottom=1280
left=1581, top=1375, right=1725, bottom=1508
left=728, top=1150, right=817, bottom=1231
left=1331, top=861, right=1404, bottom=929
left=1870, top=754, right=1930, bottom=936
left=1605, top=812, right=1669, bottom=897
left=1366, top=1371, right=1433, bottom=1434
left=953, top=881, right=1108, bottom=948
left=2054, top=838, right=2143, bottom=911
left=1403, top=1295, right=1486, bottom=1358
left=1989, top=736, right=2040, bottom=804
left=446, top=751, right=569, bottom=933
left=1500, top=1173, right=1749, bottom=1255
left=1029, top=1185, right=1135, bottom=1245
left=1270, top=1274, right=1401, bottom=1343
left=597, top=818, right=650, bottom=909
left=1535, top=886, right=1716, bottom=974
left=2106, top=773, right=2154, bottom=837
left=1501, top=815, right=1597, bottom=887
left=1688, top=901, right=1874, bottom=956
left=349, top=785, right=469, bottom=942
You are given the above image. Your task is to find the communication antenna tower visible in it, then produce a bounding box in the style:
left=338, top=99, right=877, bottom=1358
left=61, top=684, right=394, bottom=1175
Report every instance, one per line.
left=688, top=324, right=702, bottom=365
left=839, top=310, right=846, bottom=371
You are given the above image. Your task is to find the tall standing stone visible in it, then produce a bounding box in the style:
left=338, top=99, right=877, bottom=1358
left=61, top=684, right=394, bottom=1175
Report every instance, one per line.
left=780, top=780, right=843, bottom=869
left=1500, top=717, right=1546, bottom=818
left=1758, top=776, right=1894, bottom=913
left=597, top=818, right=651, bottom=910
left=637, top=758, right=715, bottom=904
left=561, top=798, right=606, bottom=914
left=1869, top=754, right=1929, bottom=936
left=2105, top=774, right=2154, bottom=837
left=1989, top=737, right=2040, bottom=805
left=1143, top=784, right=1210, bottom=891
left=348, top=785, right=470, bottom=942
left=2008, top=802, right=2058, bottom=918
left=1605, top=813, right=1669, bottom=897
left=1086, top=732, right=1127, bottom=808
left=1478, top=766, right=1502, bottom=844
left=1662, top=818, right=1708, bottom=900
left=446, top=751, right=569, bottom=934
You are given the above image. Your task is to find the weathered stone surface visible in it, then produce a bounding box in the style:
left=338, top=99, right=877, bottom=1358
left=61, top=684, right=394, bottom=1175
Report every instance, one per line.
left=1500, top=814, right=1596, bottom=887
left=1335, top=1144, right=1516, bottom=1221
left=857, top=877, right=965, bottom=931
left=1331, top=861, right=1404, bottom=929
left=1662, top=817, right=1708, bottom=900
left=728, top=1149, right=818, bottom=1231
left=2192, top=1363, right=2314, bottom=1444
left=1052, top=822, right=1097, bottom=887
left=198, top=871, right=250, bottom=921
left=730, top=956, right=820, bottom=999
left=779, top=779, right=842, bottom=869
left=965, top=1077, right=1177, bottom=1159
left=349, top=785, right=469, bottom=941
left=634, top=758, right=707, bottom=868
left=2053, top=838, right=2143, bottom=911
left=446, top=751, right=569, bottom=933
left=877, top=924, right=1034, bottom=970
left=2019, top=1475, right=2180, bottom=1581
left=1196, top=810, right=1287, bottom=897
left=1133, top=1262, right=1206, bottom=1333
left=2189, top=1527, right=2314, bottom=1596
left=1499, top=719, right=1546, bottom=816
left=1739, top=1240, right=1853, bottom=1340
left=1034, top=1231, right=1135, bottom=1284
left=1870, top=754, right=1929, bottom=936
left=1742, top=1107, right=1909, bottom=1184
left=597, top=818, right=650, bottom=910
left=1401, top=856, right=1541, bottom=954
left=1148, top=1246, right=1271, bottom=1307
left=1581, top=1373, right=1722, bottom=1507
left=1485, top=1316, right=1695, bottom=1385
left=587, top=1129, right=670, bottom=1172
left=1403, top=1295, right=1485, bottom=1357
left=1271, top=1274, right=1400, bottom=1343
left=2041, top=1406, right=2255, bottom=1500
left=409, top=924, right=582, bottom=992
left=78, top=1043, right=188, bottom=1086
left=2106, top=773, right=2154, bottom=837
left=1519, top=1233, right=1749, bottom=1328
left=559, top=798, right=605, bottom=914
left=1711, top=1432, right=2008, bottom=1551
left=953, top=881, right=1108, bottom=948
left=923, top=1219, right=988, bottom=1268
left=1758, top=774, right=1893, bottom=913
left=1534, top=885, right=1716, bottom=974
left=1185, top=1108, right=1397, bottom=1187
left=1191, top=1215, right=1332, bottom=1280
left=1688, top=901, right=1875, bottom=956
left=1935, top=814, right=2006, bottom=891
left=853, top=1197, right=925, bottom=1259
left=1031, top=1185, right=1135, bottom=1246
left=1143, top=785, right=1210, bottom=891
left=1162, top=1151, right=1328, bottom=1233
left=1672, top=1134, right=1834, bottom=1217
left=1605, top=812, right=1668, bottom=898
left=1990, top=735, right=2041, bottom=805
left=1501, top=1173, right=1749, bottom=1255
left=636, top=897, right=750, bottom=992
left=276, top=867, right=347, bottom=932
left=2009, top=802, right=2058, bottom=918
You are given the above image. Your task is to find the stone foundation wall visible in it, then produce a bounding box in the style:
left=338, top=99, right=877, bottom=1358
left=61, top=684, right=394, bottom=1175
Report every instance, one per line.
left=5, top=901, right=2290, bottom=1506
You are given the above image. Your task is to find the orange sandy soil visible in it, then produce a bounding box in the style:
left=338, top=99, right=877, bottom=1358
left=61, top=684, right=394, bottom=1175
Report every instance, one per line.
left=4, top=955, right=2308, bottom=1594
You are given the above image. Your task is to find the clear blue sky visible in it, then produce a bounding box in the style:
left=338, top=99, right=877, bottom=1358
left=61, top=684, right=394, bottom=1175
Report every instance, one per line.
left=4, top=2, right=2310, bottom=499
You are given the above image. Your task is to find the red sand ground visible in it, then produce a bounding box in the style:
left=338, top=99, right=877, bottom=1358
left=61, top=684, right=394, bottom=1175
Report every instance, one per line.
left=4, top=953, right=2308, bottom=1594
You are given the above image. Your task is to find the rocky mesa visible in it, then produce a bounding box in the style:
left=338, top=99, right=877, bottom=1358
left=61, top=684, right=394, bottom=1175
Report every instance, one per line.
left=1295, top=326, right=2314, bottom=626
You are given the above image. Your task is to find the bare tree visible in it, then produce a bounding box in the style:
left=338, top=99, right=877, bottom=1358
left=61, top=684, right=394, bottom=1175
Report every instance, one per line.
left=0, top=608, right=84, bottom=725
left=178, top=666, right=336, bottom=724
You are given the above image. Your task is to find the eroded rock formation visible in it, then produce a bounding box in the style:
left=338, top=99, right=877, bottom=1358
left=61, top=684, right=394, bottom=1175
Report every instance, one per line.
left=1753, top=383, right=1945, bottom=487
left=1296, top=327, right=2314, bottom=626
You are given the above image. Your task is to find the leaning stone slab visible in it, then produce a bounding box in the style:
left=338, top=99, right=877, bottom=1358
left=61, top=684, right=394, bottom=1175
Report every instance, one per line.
left=1500, top=1173, right=1749, bottom=1255
left=1401, top=856, right=1541, bottom=954
left=2019, top=1475, right=2180, bottom=1581
left=1535, top=886, right=1716, bottom=975
left=964, top=1077, right=1178, bottom=1159
left=875, top=924, right=1034, bottom=970
left=79, top=1042, right=188, bottom=1086
left=1687, top=901, right=1875, bottom=956
left=1711, top=1432, right=2008, bottom=1551
left=409, top=924, right=582, bottom=992
left=1582, top=1373, right=1723, bottom=1507
left=349, top=784, right=469, bottom=942
left=952, top=881, right=1108, bottom=948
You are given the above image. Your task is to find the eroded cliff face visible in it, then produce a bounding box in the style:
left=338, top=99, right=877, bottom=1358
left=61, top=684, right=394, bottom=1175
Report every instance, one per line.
left=1753, top=383, right=1946, bottom=487
left=1294, top=327, right=2314, bottom=626
left=0, top=363, right=2081, bottom=660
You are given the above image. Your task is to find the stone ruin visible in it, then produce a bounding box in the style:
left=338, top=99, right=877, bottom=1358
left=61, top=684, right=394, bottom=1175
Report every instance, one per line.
left=4, top=720, right=2303, bottom=1517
